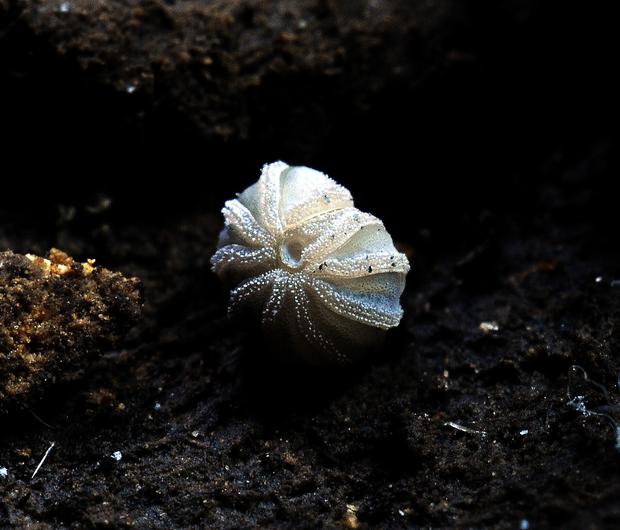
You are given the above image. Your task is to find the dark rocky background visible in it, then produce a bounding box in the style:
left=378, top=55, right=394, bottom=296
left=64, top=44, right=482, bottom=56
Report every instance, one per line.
left=1, top=0, right=619, bottom=528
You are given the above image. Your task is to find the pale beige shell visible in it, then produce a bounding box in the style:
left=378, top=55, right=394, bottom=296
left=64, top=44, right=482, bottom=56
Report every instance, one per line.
left=211, top=161, right=410, bottom=363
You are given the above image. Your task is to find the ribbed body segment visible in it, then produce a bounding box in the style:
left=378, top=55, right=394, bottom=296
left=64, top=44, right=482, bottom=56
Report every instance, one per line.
left=211, top=162, right=410, bottom=363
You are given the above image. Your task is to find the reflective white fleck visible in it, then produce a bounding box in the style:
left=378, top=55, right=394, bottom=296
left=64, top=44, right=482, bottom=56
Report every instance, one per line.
left=479, top=321, right=499, bottom=333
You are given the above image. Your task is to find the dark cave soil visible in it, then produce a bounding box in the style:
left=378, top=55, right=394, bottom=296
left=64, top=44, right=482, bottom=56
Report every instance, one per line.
left=1, top=0, right=620, bottom=528
left=0, top=158, right=619, bottom=529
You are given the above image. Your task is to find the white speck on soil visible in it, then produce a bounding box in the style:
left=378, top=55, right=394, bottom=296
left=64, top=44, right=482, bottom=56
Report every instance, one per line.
left=479, top=321, right=499, bottom=333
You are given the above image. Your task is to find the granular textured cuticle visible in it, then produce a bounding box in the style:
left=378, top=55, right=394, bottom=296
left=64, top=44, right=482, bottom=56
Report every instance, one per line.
left=211, top=161, right=410, bottom=363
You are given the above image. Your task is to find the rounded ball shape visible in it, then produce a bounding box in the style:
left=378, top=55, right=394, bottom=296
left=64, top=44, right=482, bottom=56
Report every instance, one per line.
left=211, top=161, right=410, bottom=364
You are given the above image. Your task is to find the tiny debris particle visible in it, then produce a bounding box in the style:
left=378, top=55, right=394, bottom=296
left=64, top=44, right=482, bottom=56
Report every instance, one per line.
left=520, top=519, right=530, bottom=530
left=57, top=1, right=71, bottom=13
left=344, top=504, right=359, bottom=529
left=153, top=401, right=161, bottom=411
left=567, top=395, right=589, bottom=415
left=479, top=321, right=499, bottom=333
left=520, top=429, right=529, bottom=436
left=31, top=442, right=55, bottom=479
left=111, top=451, right=123, bottom=462
left=85, top=194, right=112, bottom=215
left=191, top=430, right=200, bottom=438
left=595, top=276, right=603, bottom=283
left=0, top=467, right=7, bottom=479
left=444, top=421, right=487, bottom=436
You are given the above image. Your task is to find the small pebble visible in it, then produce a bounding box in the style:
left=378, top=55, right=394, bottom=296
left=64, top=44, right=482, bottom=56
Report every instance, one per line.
left=111, top=451, right=123, bottom=462
left=479, top=321, right=499, bottom=333
left=0, top=467, right=7, bottom=479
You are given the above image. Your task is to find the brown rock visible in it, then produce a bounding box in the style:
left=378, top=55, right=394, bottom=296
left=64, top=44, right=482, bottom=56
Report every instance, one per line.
left=0, top=249, right=142, bottom=414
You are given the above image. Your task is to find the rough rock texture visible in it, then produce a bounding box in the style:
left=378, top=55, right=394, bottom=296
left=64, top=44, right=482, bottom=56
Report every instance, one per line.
left=1, top=0, right=448, bottom=141
left=1, top=0, right=619, bottom=528
left=0, top=249, right=142, bottom=415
